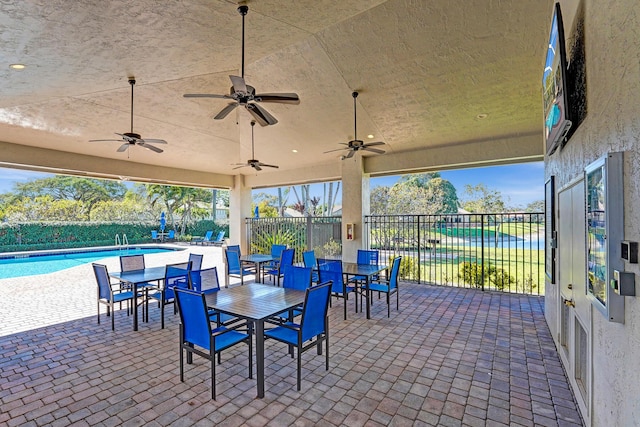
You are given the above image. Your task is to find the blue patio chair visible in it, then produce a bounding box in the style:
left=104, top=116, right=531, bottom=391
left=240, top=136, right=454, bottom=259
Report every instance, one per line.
left=367, top=256, right=401, bottom=317
left=264, top=281, right=331, bottom=391
left=225, top=248, right=254, bottom=285
left=166, top=230, right=176, bottom=241
left=302, top=250, right=319, bottom=283
left=151, top=230, right=160, bottom=242
left=93, top=263, right=137, bottom=331
left=188, top=253, right=204, bottom=271
left=175, top=287, right=252, bottom=400
left=190, top=230, right=213, bottom=245
left=318, top=259, right=357, bottom=320
left=226, top=244, right=241, bottom=254
left=266, top=244, right=287, bottom=269
left=119, top=254, right=156, bottom=306
left=146, top=261, right=192, bottom=329
left=265, top=248, right=294, bottom=286
left=271, top=265, right=312, bottom=322
left=189, top=267, right=237, bottom=326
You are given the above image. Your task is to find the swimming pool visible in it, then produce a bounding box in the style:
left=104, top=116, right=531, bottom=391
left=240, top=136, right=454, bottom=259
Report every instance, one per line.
left=0, top=246, right=184, bottom=279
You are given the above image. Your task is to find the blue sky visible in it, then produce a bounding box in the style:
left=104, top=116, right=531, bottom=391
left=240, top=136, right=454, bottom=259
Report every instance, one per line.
left=0, top=161, right=544, bottom=208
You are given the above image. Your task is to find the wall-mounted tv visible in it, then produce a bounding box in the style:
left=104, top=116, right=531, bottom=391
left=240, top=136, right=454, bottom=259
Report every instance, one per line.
left=542, top=2, right=572, bottom=156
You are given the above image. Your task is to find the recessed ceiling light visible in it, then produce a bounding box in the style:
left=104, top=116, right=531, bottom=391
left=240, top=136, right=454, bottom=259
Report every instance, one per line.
left=292, top=149, right=298, bottom=153
left=476, top=113, right=488, bottom=119
left=9, top=64, right=26, bottom=70
left=367, top=134, right=374, bottom=139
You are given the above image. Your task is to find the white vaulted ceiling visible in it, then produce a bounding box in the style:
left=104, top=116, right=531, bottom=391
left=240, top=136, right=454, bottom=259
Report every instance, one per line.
left=0, top=0, right=551, bottom=188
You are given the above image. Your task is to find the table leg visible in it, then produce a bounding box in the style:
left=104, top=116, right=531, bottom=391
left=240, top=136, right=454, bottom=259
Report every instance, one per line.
left=366, top=278, right=371, bottom=319
left=133, top=283, right=139, bottom=331
left=256, top=319, right=265, bottom=398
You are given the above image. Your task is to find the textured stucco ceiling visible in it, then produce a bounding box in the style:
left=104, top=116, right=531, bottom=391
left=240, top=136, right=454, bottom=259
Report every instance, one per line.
left=0, top=0, right=551, bottom=187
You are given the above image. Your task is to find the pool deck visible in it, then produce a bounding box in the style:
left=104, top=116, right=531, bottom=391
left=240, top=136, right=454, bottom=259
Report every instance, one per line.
left=0, top=245, right=583, bottom=426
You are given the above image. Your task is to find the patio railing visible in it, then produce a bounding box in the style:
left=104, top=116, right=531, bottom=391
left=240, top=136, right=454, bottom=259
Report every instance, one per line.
left=245, top=212, right=545, bottom=295
left=364, top=213, right=545, bottom=295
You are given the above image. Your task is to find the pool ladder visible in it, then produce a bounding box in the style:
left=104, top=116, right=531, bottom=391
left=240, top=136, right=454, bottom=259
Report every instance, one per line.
left=115, top=234, right=129, bottom=253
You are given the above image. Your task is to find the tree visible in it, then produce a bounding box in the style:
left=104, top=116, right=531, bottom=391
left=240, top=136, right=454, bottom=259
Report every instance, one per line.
left=379, top=173, right=459, bottom=214
left=370, top=186, right=391, bottom=215
left=461, top=183, right=505, bottom=213
left=525, top=200, right=544, bottom=212
left=14, top=176, right=127, bottom=219
left=145, top=184, right=212, bottom=234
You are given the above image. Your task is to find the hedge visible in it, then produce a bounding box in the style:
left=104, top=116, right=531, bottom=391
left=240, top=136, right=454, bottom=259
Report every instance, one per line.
left=0, top=220, right=228, bottom=253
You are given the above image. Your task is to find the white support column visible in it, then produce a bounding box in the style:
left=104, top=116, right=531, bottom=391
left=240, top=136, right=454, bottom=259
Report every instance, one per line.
left=229, top=174, right=252, bottom=254
left=341, top=155, right=370, bottom=263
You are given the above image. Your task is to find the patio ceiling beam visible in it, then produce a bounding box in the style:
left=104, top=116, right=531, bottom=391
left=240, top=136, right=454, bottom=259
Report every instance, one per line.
left=0, top=140, right=233, bottom=189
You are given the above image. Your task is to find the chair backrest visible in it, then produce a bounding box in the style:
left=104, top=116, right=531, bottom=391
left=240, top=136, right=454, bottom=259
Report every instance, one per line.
left=214, top=231, right=225, bottom=242
left=282, top=265, right=312, bottom=291
left=357, top=250, right=379, bottom=266
left=278, top=248, right=295, bottom=271
left=120, top=254, right=145, bottom=272
left=271, top=244, right=287, bottom=260
left=299, top=281, right=332, bottom=342
left=93, top=263, right=112, bottom=300
left=302, top=250, right=317, bottom=269
left=203, top=230, right=214, bottom=241
left=168, top=230, right=175, bottom=239
left=175, top=288, right=213, bottom=350
left=188, top=253, right=204, bottom=271
left=226, top=245, right=241, bottom=255
left=317, top=259, right=343, bottom=292
left=165, top=261, right=192, bottom=300
left=151, top=230, right=158, bottom=239
left=189, top=267, right=221, bottom=294
left=225, top=249, right=242, bottom=274
left=389, top=257, right=402, bottom=290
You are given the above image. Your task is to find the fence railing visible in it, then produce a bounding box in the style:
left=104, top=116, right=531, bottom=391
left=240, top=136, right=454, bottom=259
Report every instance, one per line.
left=245, top=212, right=545, bottom=295
left=245, top=217, right=342, bottom=263
left=364, top=213, right=545, bottom=295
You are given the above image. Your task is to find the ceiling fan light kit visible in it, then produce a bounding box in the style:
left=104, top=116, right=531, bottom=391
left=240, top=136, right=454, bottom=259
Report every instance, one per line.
left=89, top=78, right=168, bottom=154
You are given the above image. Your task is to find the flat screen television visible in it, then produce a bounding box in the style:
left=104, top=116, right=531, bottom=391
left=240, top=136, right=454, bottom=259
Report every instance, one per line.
left=542, top=2, right=572, bottom=156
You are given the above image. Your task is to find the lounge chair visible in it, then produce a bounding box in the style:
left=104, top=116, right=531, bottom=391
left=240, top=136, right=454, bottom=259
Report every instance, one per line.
left=210, top=230, right=225, bottom=246
left=191, top=230, right=213, bottom=245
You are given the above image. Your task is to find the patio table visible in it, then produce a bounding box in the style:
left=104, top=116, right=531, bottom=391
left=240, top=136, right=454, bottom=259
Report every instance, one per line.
left=204, top=283, right=306, bottom=398
left=110, top=266, right=166, bottom=331
left=341, top=262, right=388, bottom=319
left=240, top=254, right=274, bottom=284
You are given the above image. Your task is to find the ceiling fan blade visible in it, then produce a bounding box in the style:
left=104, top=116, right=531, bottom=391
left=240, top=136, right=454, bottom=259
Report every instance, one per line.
left=364, top=141, right=385, bottom=147
left=258, top=162, right=279, bottom=169
left=252, top=163, right=262, bottom=171
left=138, top=142, right=164, bottom=153
left=323, top=147, right=348, bottom=154
left=229, top=75, right=247, bottom=94
left=183, top=93, right=230, bottom=99
left=214, top=103, right=239, bottom=120
left=232, top=164, right=249, bottom=170
left=362, top=147, right=386, bottom=154
left=117, top=144, right=130, bottom=152
left=89, top=139, right=121, bottom=143
left=345, top=149, right=356, bottom=159
left=140, top=138, right=168, bottom=144
left=255, top=93, right=300, bottom=104
left=246, top=103, right=277, bottom=126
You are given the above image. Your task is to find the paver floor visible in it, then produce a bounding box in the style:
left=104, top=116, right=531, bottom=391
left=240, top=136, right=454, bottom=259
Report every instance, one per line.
left=0, top=245, right=583, bottom=426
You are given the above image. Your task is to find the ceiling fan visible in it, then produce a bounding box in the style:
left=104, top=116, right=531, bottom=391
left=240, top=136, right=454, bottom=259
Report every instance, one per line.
left=183, top=4, right=300, bottom=126
left=89, top=78, right=168, bottom=153
left=232, top=120, right=279, bottom=171
left=324, top=91, right=386, bottom=159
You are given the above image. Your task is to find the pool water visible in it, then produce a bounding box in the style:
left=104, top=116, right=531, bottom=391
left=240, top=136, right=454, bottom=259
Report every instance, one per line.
left=0, top=247, right=181, bottom=279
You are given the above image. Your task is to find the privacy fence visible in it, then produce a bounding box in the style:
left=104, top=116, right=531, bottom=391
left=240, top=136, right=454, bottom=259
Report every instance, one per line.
left=246, top=212, right=545, bottom=295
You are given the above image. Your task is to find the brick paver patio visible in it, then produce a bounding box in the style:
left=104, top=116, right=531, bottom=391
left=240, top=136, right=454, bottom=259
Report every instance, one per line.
left=0, top=246, right=583, bottom=426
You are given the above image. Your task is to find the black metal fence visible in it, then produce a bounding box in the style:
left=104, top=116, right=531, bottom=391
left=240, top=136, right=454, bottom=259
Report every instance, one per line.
left=245, top=212, right=545, bottom=295
left=364, top=213, right=545, bottom=295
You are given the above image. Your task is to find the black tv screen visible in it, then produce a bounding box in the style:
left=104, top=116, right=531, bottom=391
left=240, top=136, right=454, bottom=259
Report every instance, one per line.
left=542, top=2, right=572, bottom=156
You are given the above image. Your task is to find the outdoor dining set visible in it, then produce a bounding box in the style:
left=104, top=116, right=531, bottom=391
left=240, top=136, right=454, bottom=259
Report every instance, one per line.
left=92, top=245, right=401, bottom=399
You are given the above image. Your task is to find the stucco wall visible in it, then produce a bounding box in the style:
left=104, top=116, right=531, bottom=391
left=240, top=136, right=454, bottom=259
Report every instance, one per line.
left=545, top=0, right=640, bottom=425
